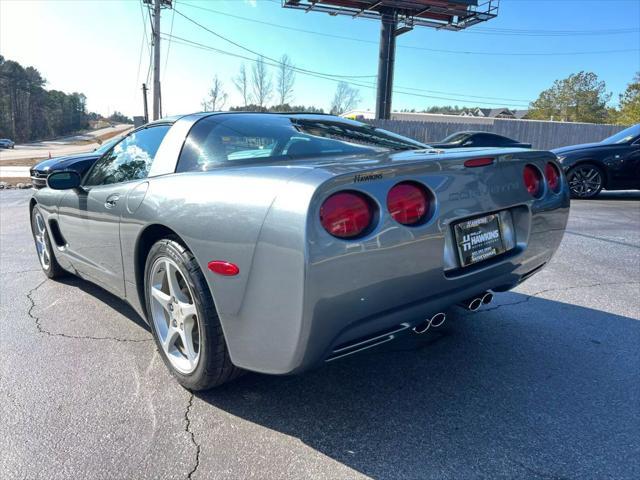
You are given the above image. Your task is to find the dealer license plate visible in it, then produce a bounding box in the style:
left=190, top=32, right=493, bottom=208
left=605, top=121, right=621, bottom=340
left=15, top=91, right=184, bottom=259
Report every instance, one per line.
left=454, top=214, right=507, bottom=267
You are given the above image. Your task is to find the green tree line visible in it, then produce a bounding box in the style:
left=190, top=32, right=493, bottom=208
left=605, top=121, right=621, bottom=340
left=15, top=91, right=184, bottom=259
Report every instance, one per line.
left=0, top=56, right=90, bottom=142
left=525, top=71, right=638, bottom=125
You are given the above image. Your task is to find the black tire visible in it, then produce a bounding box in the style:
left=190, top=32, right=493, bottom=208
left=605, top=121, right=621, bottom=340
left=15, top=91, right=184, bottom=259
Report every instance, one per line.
left=566, top=163, right=604, bottom=199
left=144, top=237, right=241, bottom=390
left=30, top=205, right=65, bottom=279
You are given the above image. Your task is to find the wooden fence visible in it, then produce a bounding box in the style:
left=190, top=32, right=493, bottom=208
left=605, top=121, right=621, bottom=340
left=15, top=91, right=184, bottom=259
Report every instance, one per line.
left=367, top=118, right=625, bottom=150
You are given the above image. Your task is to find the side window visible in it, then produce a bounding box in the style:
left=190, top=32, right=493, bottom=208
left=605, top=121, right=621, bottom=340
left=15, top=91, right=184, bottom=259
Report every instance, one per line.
left=84, top=125, right=170, bottom=186
left=467, top=134, right=494, bottom=147
left=489, top=135, right=509, bottom=146
left=178, top=118, right=278, bottom=172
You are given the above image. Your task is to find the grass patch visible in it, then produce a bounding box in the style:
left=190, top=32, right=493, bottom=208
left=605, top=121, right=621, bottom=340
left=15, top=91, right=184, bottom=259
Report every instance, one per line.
left=96, top=128, right=131, bottom=143
left=0, top=157, right=46, bottom=167
left=68, top=126, right=133, bottom=146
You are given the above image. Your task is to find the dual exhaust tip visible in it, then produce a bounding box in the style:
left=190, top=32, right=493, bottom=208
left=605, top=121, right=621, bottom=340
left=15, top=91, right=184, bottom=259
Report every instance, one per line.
left=459, top=292, right=494, bottom=312
left=412, top=291, right=494, bottom=335
left=412, top=312, right=446, bottom=334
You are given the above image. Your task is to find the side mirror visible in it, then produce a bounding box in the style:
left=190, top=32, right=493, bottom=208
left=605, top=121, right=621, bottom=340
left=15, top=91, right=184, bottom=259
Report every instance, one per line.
left=47, top=170, right=82, bottom=190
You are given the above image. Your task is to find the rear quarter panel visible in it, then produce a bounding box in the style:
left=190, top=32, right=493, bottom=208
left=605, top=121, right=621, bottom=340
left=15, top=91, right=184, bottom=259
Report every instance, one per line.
left=120, top=166, right=317, bottom=322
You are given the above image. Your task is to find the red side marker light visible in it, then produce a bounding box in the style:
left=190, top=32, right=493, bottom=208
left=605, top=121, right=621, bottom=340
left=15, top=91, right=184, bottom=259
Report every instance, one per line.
left=464, top=157, right=494, bottom=168
left=208, top=261, right=240, bottom=276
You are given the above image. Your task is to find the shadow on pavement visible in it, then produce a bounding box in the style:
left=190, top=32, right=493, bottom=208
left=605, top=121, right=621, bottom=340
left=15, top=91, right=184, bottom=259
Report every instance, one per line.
left=198, top=295, right=640, bottom=479
left=57, top=276, right=150, bottom=332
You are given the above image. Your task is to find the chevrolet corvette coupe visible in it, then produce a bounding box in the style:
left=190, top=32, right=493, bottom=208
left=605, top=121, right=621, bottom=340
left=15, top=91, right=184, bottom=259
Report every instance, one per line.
left=30, top=113, right=569, bottom=390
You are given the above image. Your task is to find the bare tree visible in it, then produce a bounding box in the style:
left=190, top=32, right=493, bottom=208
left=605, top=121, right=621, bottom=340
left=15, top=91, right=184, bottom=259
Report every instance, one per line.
left=251, top=56, right=272, bottom=108
left=276, top=54, right=295, bottom=106
left=330, top=81, right=361, bottom=115
left=201, top=75, right=228, bottom=112
left=233, top=64, right=251, bottom=107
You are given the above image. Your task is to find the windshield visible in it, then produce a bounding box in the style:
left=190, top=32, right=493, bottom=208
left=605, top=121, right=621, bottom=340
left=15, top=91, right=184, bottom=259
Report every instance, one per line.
left=177, top=114, right=427, bottom=171
left=95, top=136, right=123, bottom=154
left=601, top=124, right=640, bottom=145
left=441, top=132, right=471, bottom=144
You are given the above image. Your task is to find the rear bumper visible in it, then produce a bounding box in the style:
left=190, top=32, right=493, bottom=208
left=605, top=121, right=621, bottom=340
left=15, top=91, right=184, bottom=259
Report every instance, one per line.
left=224, top=200, right=569, bottom=375
left=299, top=207, right=567, bottom=372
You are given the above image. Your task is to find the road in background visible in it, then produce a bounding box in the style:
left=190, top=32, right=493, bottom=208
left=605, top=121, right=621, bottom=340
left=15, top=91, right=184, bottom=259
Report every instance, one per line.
left=0, top=190, right=638, bottom=479
left=0, top=124, right=132, bottom=163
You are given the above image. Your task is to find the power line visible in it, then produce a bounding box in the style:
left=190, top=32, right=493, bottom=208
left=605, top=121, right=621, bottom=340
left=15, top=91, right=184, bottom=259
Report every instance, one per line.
left=162, top=33, right=531, bottom=107
left=135, top=0, right=149, bottom=93
left=178, top=2, right=639, bottom=55
left=173, top=7, right=378, bottom=78
left=162, top=0, right=176, bottom=83
left=141, top=1, right=154, bottom=85
left=181, top=1, right=639, bottom=39
left=459, top=27, right=639, bottom=37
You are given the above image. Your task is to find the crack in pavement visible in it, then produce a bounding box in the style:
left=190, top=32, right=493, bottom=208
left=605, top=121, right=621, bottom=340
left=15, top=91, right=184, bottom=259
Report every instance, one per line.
left=185, top=393, right=201, bottom=479
left=564, top=230, right=639, bottom=249
left=26, top=277, right=198, bottom=479
left=26, top=278, right=152, bottom=343
left=460, top=281, right=640, bottom=317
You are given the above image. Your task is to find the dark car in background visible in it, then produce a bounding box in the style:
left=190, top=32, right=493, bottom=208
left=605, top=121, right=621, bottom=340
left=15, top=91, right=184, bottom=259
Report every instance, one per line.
left=30, top=136, right=122, bottom=188
left=553, top=124, right=640, bottom=198
left=429, top=131, right=532, bottom=149
left=0, top=138, right=15, bottom=149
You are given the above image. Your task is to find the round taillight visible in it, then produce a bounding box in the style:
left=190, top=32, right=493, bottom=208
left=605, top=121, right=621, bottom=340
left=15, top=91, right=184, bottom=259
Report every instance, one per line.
left=320, top=191, right=374, bottom=238
left=523, top=165, right=543, bottom=198
left=545, top=162, right=561, bottom=193
left=387, top=181, right=430, bottom=225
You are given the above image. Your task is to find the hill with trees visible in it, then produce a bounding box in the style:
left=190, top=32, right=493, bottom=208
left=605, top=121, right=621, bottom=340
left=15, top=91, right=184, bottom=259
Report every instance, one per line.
left=0, top=56, right=91, bottom=142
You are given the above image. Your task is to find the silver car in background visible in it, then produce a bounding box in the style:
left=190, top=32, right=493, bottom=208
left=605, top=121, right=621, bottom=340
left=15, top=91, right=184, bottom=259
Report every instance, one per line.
left=0, top=138, right=15, bottom=149
left=30, top=113, right=570, bottom=390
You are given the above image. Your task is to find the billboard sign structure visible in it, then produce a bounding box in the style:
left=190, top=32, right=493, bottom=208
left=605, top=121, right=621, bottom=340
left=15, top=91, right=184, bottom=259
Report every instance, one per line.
left=282, top=0, right=500, bottom=119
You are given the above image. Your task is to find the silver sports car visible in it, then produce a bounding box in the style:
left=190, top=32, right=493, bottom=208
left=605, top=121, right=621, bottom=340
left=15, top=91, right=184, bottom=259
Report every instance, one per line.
left=30, top=113, right=570, bottom=390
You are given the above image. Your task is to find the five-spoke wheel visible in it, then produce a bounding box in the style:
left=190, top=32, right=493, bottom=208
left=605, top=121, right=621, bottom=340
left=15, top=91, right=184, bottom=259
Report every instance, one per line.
left=33, top=210, right=51, bottom=270
left=30, top=206, right=64, bottom=278
left=149, top=257, right=201, bottom=374
left=144, top=238, right=241, bottom=390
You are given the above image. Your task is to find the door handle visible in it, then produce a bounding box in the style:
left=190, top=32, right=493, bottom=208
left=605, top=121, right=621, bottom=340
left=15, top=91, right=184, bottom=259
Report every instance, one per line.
left=105, top=194, right=120, bottom=209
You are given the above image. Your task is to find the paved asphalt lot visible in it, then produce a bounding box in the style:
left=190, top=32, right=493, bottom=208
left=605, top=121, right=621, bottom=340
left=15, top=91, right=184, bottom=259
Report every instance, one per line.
left=1, top=189, right=639, bottom=480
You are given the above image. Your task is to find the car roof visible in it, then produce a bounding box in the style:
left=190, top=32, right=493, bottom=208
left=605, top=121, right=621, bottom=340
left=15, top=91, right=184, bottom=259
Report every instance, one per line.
left=143, top=112, right=352, bottom=129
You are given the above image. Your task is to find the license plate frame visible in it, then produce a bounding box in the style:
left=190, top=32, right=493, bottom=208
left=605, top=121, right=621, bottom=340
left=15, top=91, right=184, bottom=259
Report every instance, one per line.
left=453, top=213, right=507, bottom=267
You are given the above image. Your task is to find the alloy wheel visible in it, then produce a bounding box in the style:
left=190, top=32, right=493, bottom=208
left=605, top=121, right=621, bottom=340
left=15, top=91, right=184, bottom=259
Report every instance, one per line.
left=33, top=211, right=51, bottom=270
left=149, top=257, right=201, bottom=374
left=568, top=166, right=602, bottom=198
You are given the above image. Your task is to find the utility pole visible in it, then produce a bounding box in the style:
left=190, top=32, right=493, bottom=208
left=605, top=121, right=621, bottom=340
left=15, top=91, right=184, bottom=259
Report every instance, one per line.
left=375, top=9, right=397, bottom=120
left=142, top=83, right=149, bottom=123
left=152, top=0, right=161, bottom=120
left=375, top=9, right=413, bottom=120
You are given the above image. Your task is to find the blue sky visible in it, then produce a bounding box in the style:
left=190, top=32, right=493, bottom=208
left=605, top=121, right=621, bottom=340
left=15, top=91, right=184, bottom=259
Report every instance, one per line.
left=1, top=0, right=638, bottom=117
